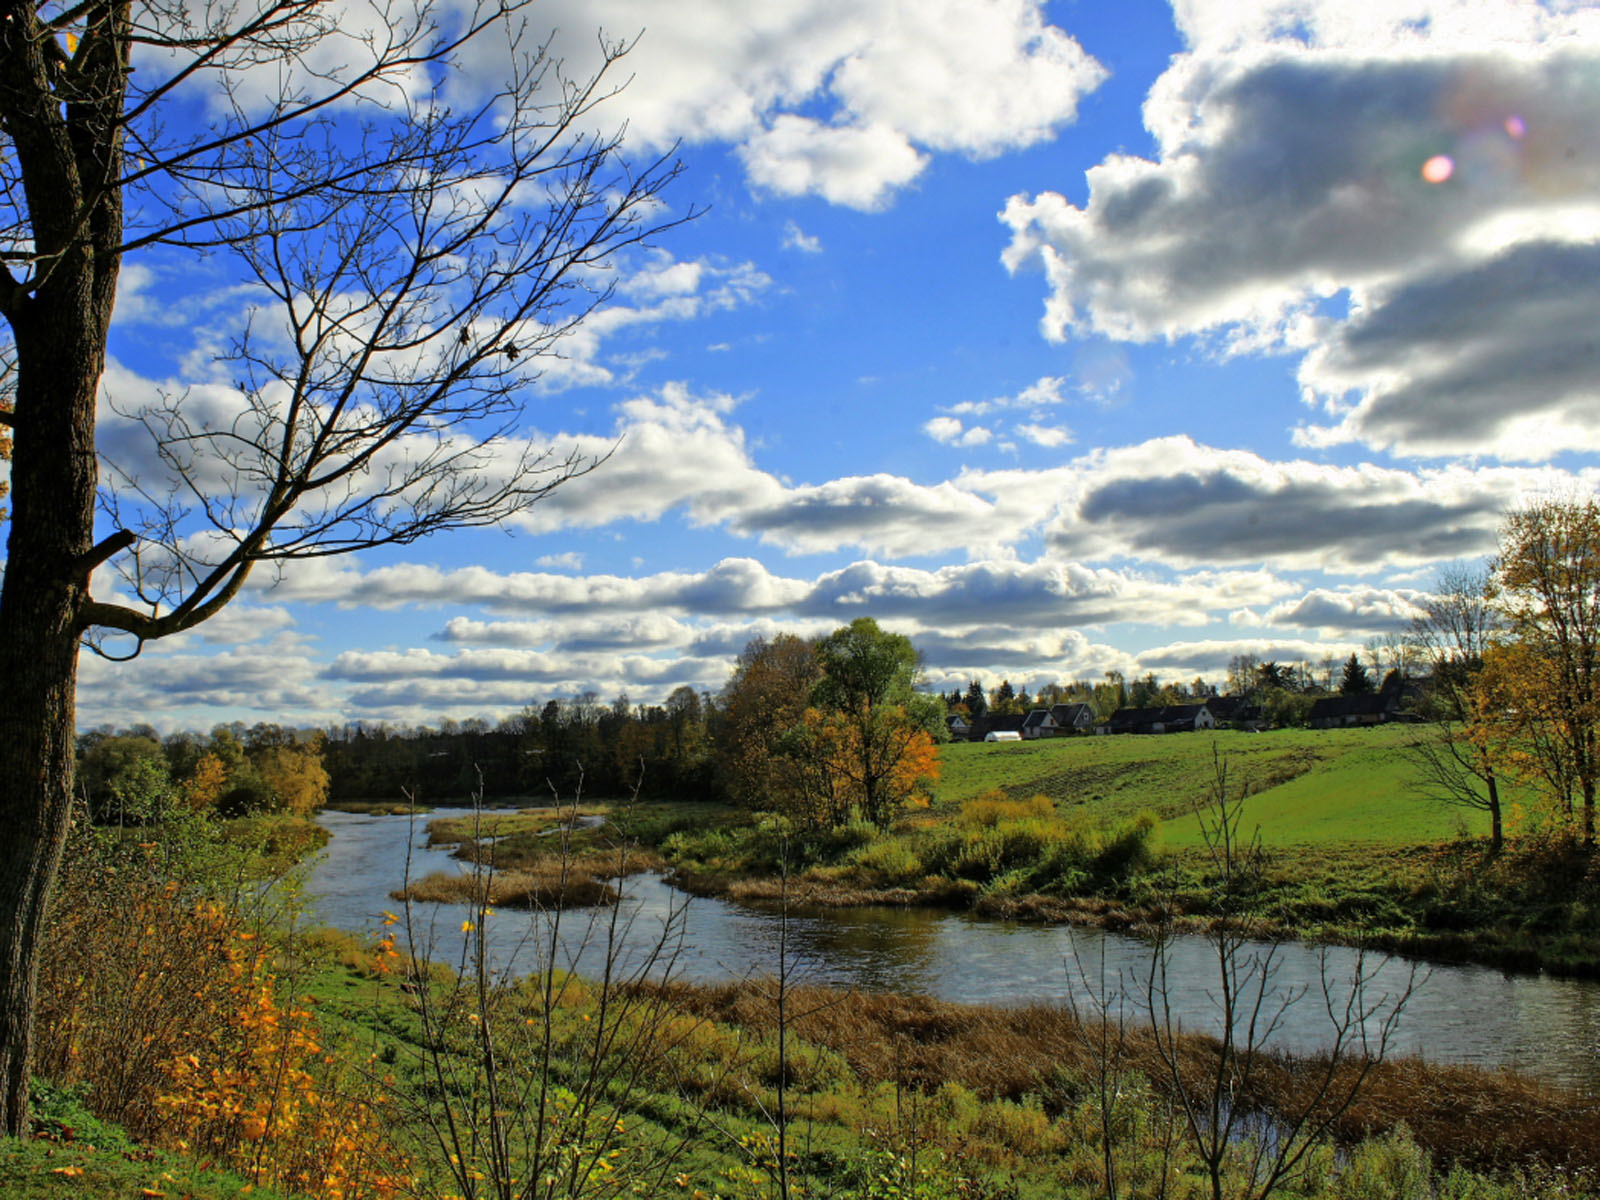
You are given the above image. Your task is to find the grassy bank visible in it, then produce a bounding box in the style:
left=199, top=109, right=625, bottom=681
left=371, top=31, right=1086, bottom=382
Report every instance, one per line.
left=634, top=728, right=1600, bottom=977
left=16, top=935, right=1596, bottom=1199
left=13, top=791, right=1598, bottom=1200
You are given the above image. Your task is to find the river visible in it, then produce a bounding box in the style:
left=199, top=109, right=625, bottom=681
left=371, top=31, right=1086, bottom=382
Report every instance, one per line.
left=307, top=808, right=1600, bottom=1093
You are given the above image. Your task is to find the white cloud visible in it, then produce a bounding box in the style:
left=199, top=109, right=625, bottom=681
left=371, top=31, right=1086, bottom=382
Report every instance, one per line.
left=782, top=220, right=824, bottom=254
left=527, top=0, right=1104, bottom=208
left=536, top=552, right=586, bottom=570
left=1001, top=6, right=1600, bottom=460
left=949, top=375, right=1069, bottom=417
left=1135, top=637, right=1361, bottom=677
left=741, top=118, right=927, bottom=210
left=1032, top=436, right=1572, bottom=572
left=1256, top=586, right=1432, bottom=636
left=77, top=634, right=330, bottom=729
left=1016, top=422, right=1073, bottom=448
left=923, top=416, right=994, bottom=447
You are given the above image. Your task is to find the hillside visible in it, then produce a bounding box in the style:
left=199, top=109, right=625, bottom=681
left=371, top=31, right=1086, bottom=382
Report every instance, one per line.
left=934, top=725, right=1494, bottom=848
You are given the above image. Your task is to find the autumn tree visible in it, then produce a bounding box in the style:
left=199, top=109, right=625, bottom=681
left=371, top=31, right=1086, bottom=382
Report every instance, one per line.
left=181, top=752, right=229, bottom=813
left=785, top=704, right=939, bottom=830
left=810, top=618, right=941, bottom=830
left=715, top=634, right=822, bottom=811
left=1487, top=497, right=1600, bottom=843
left=0, top=0, right=682, bottom=1129
left=253, top=734, right=331, bottom=816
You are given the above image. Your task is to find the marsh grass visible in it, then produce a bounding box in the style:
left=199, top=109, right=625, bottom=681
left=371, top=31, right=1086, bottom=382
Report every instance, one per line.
left=645, top=979, right=1600, bottom=1175
left=392, top=866, right=620, bottom=908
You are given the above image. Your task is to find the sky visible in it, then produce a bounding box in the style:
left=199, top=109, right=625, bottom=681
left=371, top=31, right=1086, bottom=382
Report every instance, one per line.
left=69, top=0, right=1600, bottom=731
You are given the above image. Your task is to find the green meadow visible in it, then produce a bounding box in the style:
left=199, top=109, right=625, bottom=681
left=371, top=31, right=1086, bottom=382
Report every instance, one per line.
left=934, top=725, right=1478, bottom=849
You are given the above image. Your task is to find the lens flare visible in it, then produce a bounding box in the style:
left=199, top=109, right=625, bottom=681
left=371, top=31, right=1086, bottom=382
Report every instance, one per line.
left=1504, top=115, right=1526, bottom=139
left=1421, top=154, right=1455, bottom=183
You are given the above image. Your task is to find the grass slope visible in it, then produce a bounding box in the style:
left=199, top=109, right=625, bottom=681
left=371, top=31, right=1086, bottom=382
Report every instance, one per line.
left=935, top=726, right=1471, bottom=848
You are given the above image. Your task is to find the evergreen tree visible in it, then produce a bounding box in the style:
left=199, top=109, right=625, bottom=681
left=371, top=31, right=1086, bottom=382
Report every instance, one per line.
left=1339, top=653, right=1374, bottom=695
left=964, top=680, right=988, bottom=716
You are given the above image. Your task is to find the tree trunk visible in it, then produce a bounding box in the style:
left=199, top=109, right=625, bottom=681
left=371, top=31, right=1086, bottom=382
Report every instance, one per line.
left=0, top=294, right=107, bottom=1134
left=1488, top=780, right=1503, bottom=854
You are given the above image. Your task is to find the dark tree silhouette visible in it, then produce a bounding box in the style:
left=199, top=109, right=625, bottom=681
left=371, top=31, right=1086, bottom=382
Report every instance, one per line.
left=1338, top=653, right=1374, bottom=696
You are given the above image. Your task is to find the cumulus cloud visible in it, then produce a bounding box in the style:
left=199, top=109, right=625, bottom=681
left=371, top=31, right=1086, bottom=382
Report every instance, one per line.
left=1295, top=239, right=1600, bottom=458
left=536, top=552, right=586, bottom=571
left=525, top=0, right=1104, bottom=209
left=948, top=375, right=1069, bottom=417
left=924, top=417, right=994, bottom=447
left=1030, top=436, right=1577, bottom=572
left=1001, top=4, right=1600, bottom=460
left=1254, top=586, right=1432, bottom=636
left=1135, top=637, right=1360, bottom=677
left=276, top=551, right=1294, bottom=641
left=1016, top=422, right=1074, bottom=448
left=742, top=119, right=927, bottom=210
left=77, top=635, right=330, bottom=729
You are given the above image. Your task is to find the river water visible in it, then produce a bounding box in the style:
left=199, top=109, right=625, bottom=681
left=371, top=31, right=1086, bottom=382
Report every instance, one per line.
left=307, top=808, right=1600, bottom=1093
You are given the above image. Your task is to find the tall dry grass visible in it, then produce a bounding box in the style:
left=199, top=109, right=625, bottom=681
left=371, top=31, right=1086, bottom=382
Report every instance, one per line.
left=647, top=980, right=1600, bottom=1173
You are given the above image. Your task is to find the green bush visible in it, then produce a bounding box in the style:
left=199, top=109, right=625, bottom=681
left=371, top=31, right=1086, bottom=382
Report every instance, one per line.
left=1091, top=811, right=1162, bottom=882
left=848, top=838, right=925, bottom=884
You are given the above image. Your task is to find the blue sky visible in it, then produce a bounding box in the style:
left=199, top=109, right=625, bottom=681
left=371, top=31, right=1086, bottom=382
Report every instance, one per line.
left=74, top=0, right=1600, bottom=729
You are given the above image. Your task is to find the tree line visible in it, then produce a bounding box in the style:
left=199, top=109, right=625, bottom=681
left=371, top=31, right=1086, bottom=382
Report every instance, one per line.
left=72, top=618, right=942, bottom=835
left=943, top=650, right=1400, bottom=731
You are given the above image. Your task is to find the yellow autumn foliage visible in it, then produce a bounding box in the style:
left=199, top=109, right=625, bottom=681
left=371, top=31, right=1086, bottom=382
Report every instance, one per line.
left=36, top=838, right=409, bottom=1198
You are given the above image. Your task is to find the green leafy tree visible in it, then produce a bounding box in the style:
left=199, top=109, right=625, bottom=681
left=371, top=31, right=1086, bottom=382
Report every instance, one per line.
left=76, top=735, right=176, bottom=825
left=811, top=618, right=937, bottom=830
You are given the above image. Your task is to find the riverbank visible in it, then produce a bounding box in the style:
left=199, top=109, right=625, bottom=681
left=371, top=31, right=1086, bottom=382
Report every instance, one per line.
left=20, top=794, right=1600, bottom=1200
left=415, top=780, right=1600, bottom=981
left=24, top=932, right=1594, bottom=1200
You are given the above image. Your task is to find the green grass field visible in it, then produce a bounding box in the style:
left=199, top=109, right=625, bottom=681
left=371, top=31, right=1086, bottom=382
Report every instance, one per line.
left=933, top=725, right=1491, bottom=848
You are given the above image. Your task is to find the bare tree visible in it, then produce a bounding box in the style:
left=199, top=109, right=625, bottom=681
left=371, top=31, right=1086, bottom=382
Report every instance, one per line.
left=1408, top=566, right=1508, bottom=850
left=0, top=0, right=685, bottom=1131
left=1145, top=752, right=1415, bottom=1200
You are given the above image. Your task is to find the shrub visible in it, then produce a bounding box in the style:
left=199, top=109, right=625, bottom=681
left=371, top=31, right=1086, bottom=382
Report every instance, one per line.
left=849, top=838, right=925, bottom=884
left=1091, top=811, right=1163, bottom=882
left=960, top=790, right=1055, bottom=828
left=35, top=816, right=407, bottom=1197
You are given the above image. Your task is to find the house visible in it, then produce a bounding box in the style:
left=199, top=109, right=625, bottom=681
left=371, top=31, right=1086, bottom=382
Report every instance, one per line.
left=1049, top=702, right=1096, bottom=734
left=1204, top=696, right=1264, bottom=729
left=970, top=713, right=1027, bottom=741
left=1307, top=690, right=1407, bottom=729
left=1102, top=703, right=1218, bottom=735
left=946, top=713, right=972, bottom=741
left=1020, top=709, right=1055, bottom=739
left=1102, top=706, right=1164, bottom=735
left=1154, top=703, right=1215, bottom=733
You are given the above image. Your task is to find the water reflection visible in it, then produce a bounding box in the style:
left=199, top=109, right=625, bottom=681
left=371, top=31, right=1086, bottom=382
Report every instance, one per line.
left=307, top=810, right=1600, bottom=1093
